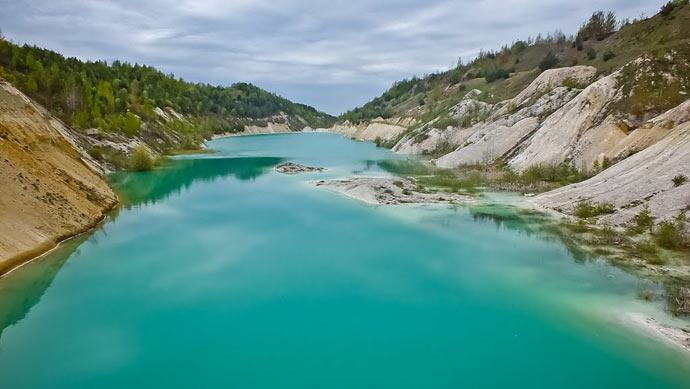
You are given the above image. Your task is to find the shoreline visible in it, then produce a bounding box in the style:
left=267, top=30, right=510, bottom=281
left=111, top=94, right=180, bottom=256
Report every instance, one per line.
left=209, top=129, right=300, bottom=141
left=624, top=312, right=690, bottom=355
left=312, top=176, right=474, bottom=205
left=0, top=199, right=119, bottom=279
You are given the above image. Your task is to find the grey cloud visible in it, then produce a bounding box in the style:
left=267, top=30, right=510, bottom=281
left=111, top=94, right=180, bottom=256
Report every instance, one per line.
left=0, top=0, right=662, bottom=114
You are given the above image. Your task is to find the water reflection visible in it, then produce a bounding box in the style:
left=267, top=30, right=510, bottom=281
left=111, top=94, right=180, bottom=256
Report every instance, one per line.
left=468, top=203, right=596, bottom=263
left=0, top=235, right=87, bottom=340
left=110, top=157, right=283, bottom=207
left=467, top=203, right=690, bottom=316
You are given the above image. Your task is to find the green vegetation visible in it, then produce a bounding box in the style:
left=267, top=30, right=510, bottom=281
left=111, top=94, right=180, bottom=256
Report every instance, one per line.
left=339, top=4, right=690, bottom=129
left=499, top=163, right=593, bottom=190
left=561, top=76, right=591, bottom=90
left=575, top=11, right=617, bottom=43
left=672, top=174, right=688, bottom=187
left=538, top=52, right=559, bottom=71
left=661, top=0, right=689, bottom=17
left=636, top=239, right=664, bottom=265
left=602, top=50, right=616, bottom=61
left=485, top=68, right=512, bottom=83
left=628, top=205, right=655, bottom=235
left=654, top=212, right=689, bottom=250
left=128, top=146, right=155, bottom=172
left=574, top=200, right=615, bottom=218
left=0, top=37, right=334, bottom=154
left=612, top=45, right=690, bottom=116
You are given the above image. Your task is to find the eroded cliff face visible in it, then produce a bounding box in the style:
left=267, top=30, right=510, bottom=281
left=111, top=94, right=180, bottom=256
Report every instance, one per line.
left=325, top=117, right=415, bottom=143
left=324, top=55, right=690, bottom=225
left=532, top=120, right=690, bottom=226
left=0, top=81, right=118, bottom=275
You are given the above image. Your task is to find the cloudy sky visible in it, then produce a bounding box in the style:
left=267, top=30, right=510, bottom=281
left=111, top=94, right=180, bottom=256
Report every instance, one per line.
left=0, top=0, right=661, bottom=114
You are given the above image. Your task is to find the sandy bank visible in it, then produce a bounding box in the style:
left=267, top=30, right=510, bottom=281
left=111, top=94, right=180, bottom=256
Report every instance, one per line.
left=0, top=80, right=118, bottom=276
left=625, top=312, right=690, bottom=355
left=312, top=177, right=473, bottom=205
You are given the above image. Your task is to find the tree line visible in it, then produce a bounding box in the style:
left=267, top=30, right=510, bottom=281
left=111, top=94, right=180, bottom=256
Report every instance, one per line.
left=0, top=37, right=334, bottom=135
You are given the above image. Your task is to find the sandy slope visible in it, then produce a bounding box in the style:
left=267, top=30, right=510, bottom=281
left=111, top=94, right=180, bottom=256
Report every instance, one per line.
left=0, top=81, right=118, bottom=275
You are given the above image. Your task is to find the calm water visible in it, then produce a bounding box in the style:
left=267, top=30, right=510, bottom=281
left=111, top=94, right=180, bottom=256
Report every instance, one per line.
left=1, top=133, right=689, bottom=388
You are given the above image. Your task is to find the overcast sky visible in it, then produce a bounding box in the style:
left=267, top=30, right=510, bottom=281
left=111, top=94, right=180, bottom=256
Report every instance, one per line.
left=0, top=0, right=661, bottom=115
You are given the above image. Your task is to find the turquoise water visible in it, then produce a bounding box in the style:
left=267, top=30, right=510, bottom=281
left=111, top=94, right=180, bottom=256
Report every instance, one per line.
left=1, top=133, right=689, bottom=388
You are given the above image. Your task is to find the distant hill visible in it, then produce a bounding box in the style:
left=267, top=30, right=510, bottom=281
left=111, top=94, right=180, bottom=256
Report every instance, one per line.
left=0, top=36, right=335, bottom=168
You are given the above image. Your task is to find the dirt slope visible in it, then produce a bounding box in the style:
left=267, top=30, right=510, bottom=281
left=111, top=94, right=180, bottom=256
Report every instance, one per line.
left=0, top=80, right=118, bottom=275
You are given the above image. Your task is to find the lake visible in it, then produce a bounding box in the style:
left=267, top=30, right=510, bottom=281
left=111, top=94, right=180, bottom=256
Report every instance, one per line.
left=0, top=132, right=689, bottom=388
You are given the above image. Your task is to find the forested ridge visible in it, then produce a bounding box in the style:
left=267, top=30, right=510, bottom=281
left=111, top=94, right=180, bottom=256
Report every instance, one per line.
left=0, top=34, right=334, bottom=142
left=340, top=1, right=690, bottom=124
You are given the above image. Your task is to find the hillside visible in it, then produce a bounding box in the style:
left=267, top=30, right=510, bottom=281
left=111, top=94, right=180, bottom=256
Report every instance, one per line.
left=338, top=3, right=690, bottom=128
left=0, top=80, right=117, bottom=275
left=325, top=2, right=690, bottom=232
left=0, top=36, right=335, bottom=170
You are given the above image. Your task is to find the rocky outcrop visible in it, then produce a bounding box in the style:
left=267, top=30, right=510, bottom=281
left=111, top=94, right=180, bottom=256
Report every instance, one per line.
left=0, top=80, right=118, bottom=275
left=508, top=72, right=621, bottom=170
left=532, top=120, right=690, bottom=225
left=393, top=66, right=597, bottom=160
left=312, top=177, right=472, bottom=205
left=326, top=117, right=415, bottom=142
left=394, top=92, right=493, bottom=155
left=497, top=66, right=597, bottom=116
left=274, top=162, right=325, bottom=174
left=436, top=86, right=581, bottom=167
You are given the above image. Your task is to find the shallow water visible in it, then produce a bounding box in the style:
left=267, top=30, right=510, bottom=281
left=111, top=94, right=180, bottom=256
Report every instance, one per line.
left=1, top=133, right=689, bottom=388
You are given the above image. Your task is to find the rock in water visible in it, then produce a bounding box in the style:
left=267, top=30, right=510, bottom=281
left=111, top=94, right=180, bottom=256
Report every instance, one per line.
left=274, top=162, right=326, bottom=174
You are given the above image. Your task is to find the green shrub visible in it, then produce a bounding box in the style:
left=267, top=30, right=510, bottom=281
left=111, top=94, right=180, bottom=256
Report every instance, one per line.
left=393, top=180, right=404, bottom=188
left=598, top=225, right=620, bottom=245
left=636, top=240, right=664, bottom=265
left=511, top=41, right=528, bottom=55
left=435, top=116, right=460, bottom=129
left=603, top=50, right=616, bottom=61
left=654, top=212, right=689, bottom=250
left=539, top=52, right=559, bottom=71
left=87, top=147, right=103, bottom=161
left=659, top=1, right=687, bottom=16
left=123, top=112, right=141, bottom=135
left=562, top=77, right=589, bottom=90
left=632, top=205, right=654, bottom=233
left=485, top=69, right=510, bottom=83
left=574, top=200, right=615, bottom=218
left=128, top=145, right=154, bottom=171
left=586, top=47, right=597, bottom=60
left=672, top=174, right=688, bottom=187
left=601, top=156, right=611, bottom=169
left=576, top=11, right=617, bottom=42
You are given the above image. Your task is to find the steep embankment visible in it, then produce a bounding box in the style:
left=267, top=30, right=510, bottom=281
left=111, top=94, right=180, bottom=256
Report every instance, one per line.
left=533, top=116, right=690, bottom=226
left=323, top=117, right=415, bottom=143
left=0, top=81, right=117, bottom=275
left=322, top=5, right=690, bottom=226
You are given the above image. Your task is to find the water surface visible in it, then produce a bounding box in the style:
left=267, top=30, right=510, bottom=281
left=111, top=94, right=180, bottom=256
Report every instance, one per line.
left=1, top=133, right=689, bottom=388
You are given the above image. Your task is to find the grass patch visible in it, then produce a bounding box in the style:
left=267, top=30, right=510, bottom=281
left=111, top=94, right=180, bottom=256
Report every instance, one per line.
left=672, top=174, right=688, bottom=187
left=167, top=148, right=217, bottom=156
left=498, top=163, right=594, bottom=191
left=574, top=200, right=615, bottom=218
left=653, top=212, right=689, bottom=250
